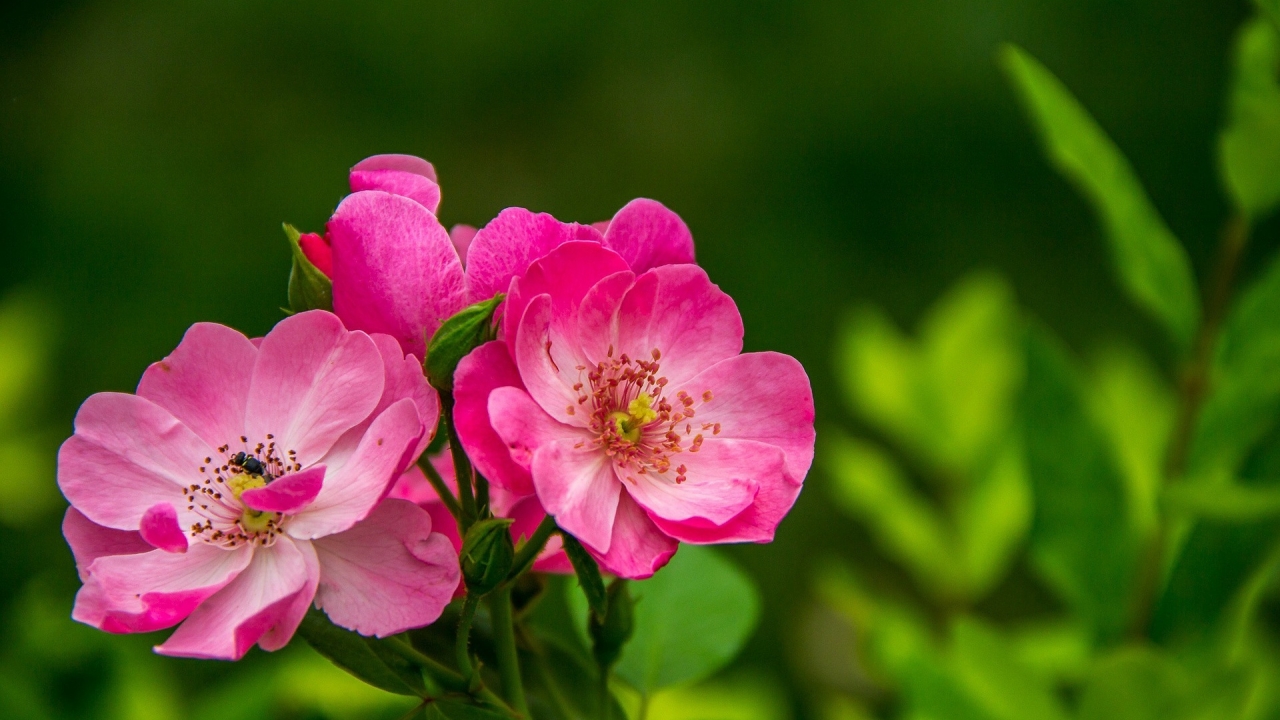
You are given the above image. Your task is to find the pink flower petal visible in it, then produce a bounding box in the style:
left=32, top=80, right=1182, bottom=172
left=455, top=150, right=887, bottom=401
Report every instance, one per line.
left=288, top=398, right=424, bottom=539
left=622, top=439, right=766, bottom=525
left=258, top=538, right=321, bottom=652
left=488, top=386, right=589, bottom=473
left=465, top=208, right=604, bottom=305
left=74, top=544, right=252, bottom=634
left=592, top=493, right=678, bottom=579
left=601, top=198, right=695, bottom=273
left=530, top=437, right=621, bottom=554
left=313, top=499, right=460, bottom=636
left=156, top=538, right=312, bottom=660
left=58, top=393, right=214, bottom=530
left=139, top=503, right=189, bottom=553
left=678, top=352, right=816, bottom=482
left=137, top=322, right=258, bottom=451
left=651, top=467, right=802, bottom=544
left=505, top=495, right=572, bottom=574
left=455, top=342, right=535, bottom=495
left=350, top=154, right=441, bottom=213
left=512, top=295, right=593, bottom=429
left=241, top=465, right=326, bottom=514
left=298, top=232, right=333, bottom=277
left=328, top=191, right=467, bottom=357
left=245, top=310, right=384, bottom=466
left=450, top=224, right=478, bottom=266
left=614, top=264, right=743, bottom=386
left=62, top=508, right=150, bottom=582
left=502, top=240, right=629, bottom=351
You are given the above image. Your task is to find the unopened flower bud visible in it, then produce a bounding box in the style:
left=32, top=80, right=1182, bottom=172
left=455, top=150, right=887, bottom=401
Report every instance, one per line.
left=426, top=295, right=503, bottom=391
left=460, top=518, right=515, bottom=595
left=589, top=579, right=634, bottom=670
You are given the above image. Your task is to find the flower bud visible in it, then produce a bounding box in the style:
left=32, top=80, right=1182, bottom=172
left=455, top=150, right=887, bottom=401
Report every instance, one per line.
left=460, top=518, right=515, bottom=595
left=589, top=579, right=634, bottom=670
left=426, top=295, right=503, bottom=391
left=283, top=223, right=333, bottom=313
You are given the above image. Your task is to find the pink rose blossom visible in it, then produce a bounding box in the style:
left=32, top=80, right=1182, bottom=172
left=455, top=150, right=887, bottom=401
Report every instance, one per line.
left=304, top=153, right=695, bottom=357
left=454, top=242, right=815, bottom=578
left=58, top=311, right=459, bottom=660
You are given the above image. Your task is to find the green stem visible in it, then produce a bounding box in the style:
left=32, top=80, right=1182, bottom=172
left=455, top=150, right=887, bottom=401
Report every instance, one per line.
left=476, top=471, right=491, bottom=518
left=418, top=453, right=461, bottom=519
left=382, top=637, right=518, bottom=716
left=532, top=652, right=578, bottom=720
left=441, top=392, right=478, bottom=531
left=600, top=671, right=611, bottom=720
left=505, top=514, right=559, bottom=584
left=456, top=593, right=480, bottom=680
left=489, top=586, right=531, bottom=717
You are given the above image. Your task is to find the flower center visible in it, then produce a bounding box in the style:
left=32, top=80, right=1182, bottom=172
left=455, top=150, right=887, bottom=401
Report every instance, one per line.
left=182, top=434, right=303, bottom=548
left=567, top=346, right=720, bottom=486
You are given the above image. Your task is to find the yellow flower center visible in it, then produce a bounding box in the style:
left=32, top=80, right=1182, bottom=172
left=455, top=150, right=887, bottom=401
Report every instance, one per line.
left=610, top=394, right=658, bottom=444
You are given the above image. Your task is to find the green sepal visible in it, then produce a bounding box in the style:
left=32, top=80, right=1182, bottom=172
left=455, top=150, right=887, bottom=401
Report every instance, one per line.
left=560, top=531, right=608, bottom=618
left=460, top=518, right=515, bottom=596
left=284, top=223, right=333, bottom=313
left=588, top=578, right=634, bottom=670
left=426, top=295, right=503, bottom=391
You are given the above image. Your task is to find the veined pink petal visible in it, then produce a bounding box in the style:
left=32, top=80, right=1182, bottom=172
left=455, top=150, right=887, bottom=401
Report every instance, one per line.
left=62, top=508, right=150, bottom=582
left=502, top=241, right=629, bottom=351
left=156, top=538, right=311, bottom=660
left=454, top=341, right=534, bottom=495
left=530, top=438, right=621, bottom=554
left=465, top=208, right=604, bottom=305
left=314, top=499, right=459, bottom=636
left=139, top=503, right=188, bottom=553
left=450, top=224, right=477, bottom=266
left=574, top=271, right=637, bottom=366
left=622, top=439, right=766, bottom=525
left=58, top=393, right=214, bottom=530
left=288, top=398, right=424, bottom=539
left=246, top=311, right=384, bottom=467
left=259, top=538, right=321, bottom=652
left=512, top=296, right=592, bottom=429
left=678, top=352, right=815, bottom=481
left=614, top=264, right=743, bottom=386
left=601, top=198, right=695, bottom=273
left=652, top=467, right=802, bottom=544
left=74, top=544, right=252, bottom=634
left=328, top=191, right=467, bottom=357
left=298, top=232, right=333, bottom=277
left=488, top=385, right=588, bottom=472
left=350, top=154, right=441, bottom=214
left=137, top=322, right=258, bottom=450
left=241, top=465, right=325, bottom=515
left=592, top=493, right=677, bottom=579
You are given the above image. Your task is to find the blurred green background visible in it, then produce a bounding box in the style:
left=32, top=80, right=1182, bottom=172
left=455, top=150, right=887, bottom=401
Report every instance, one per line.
left=0, top=1, right=1272, bottom=718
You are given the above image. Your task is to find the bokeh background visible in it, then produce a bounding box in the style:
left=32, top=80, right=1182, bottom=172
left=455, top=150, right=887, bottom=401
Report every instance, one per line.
left=0, top=1, right=1268, bottom=718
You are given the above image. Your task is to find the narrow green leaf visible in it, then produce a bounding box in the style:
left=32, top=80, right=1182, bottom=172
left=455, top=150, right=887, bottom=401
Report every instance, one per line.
left=999, top=45, right=1200, bottom=348
left=1021, top=328, right=1139, bottom=640
left=559, top=531, right=607, bottom=618
left=426, top=295, right=503, bottom=391
left=296, top=609, right=421, bottom=697
left=283, top=223, right=333, bottom=313
left=1220, top=17, right=1280, bottom=219
left=1164, top=480, right=1280, bottom=520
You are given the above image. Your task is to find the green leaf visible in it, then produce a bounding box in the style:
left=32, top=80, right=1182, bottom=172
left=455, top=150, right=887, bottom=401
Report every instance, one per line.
left=606, top=546, right=760, bottom=695
left=283, top=223, right=333, bottom=313
left=1021, top=328, right=1139, bottom=640
left=1260, top=0, right=1280, bottom=30
left=426, top=295, right=503, bottom=391
left=814, top=564, right=934, bottom=682
left=421, top=699, right=513, bottom=719
left=905, top=619, right=1069, bottom=720
left=1220, top=17, right=1280, bottom=219
left=953, top=437, right=1032, bottom=599
left=999, top=44, right=1200, bottom=348
left=1076, top=648, right=1251, bottom=720
left=559, top=531, right=608, bottom=618
left=295, top=609, right=422, bottom=697
left=1164, top=480, right=1280, bottom=520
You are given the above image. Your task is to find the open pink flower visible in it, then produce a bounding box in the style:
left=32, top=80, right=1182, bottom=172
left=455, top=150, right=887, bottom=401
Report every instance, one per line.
left=390, top=448, right=572, bottom=579
left=304, top=153, right=695, bottom=357
left=58, top=311, right=459, bottom=660
left=454, top=242, right=815, bottom=578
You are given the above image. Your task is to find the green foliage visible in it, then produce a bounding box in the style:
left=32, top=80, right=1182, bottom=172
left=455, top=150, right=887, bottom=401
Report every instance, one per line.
left=999, top=45, right=1200, bottom=349
left=426, top=295, right=503, bottom=392
left=1075, top=649, right=1251, bottom=720
left=284, top=223, right=333, bottom=314
left=559, top=531, right=608, bottom=618
left=296, top=609, right=425, bottom=697
left=1220, top=17, right=1280, bottom=219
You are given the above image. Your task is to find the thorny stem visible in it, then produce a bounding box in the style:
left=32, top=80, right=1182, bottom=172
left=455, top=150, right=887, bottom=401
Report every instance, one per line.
left=489, top=586, right=531, bottom=717
left=441, top=392, right=478, bottom=531
left=1130, top=213, right=1251, bottom=639
left=456, top=594, right=480, bottom=681
left=418, top=453, right=460, bottom=520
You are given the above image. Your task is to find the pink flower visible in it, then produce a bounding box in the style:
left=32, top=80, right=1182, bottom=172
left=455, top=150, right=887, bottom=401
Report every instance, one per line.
left=58, top=311, right=459, bottom=660
left=306, top=153, right=695, bottom=357
left=390, top=449, right=572, bottom=579
left=454, top=242, right=815, bottom=578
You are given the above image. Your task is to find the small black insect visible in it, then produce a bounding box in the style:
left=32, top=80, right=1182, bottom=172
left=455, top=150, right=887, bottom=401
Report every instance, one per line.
left=231, top=452, right=268, bottom=477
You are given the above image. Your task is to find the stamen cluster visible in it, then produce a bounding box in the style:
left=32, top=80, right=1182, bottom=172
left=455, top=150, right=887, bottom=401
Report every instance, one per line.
left=185, top=433, right=302, bottom=548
